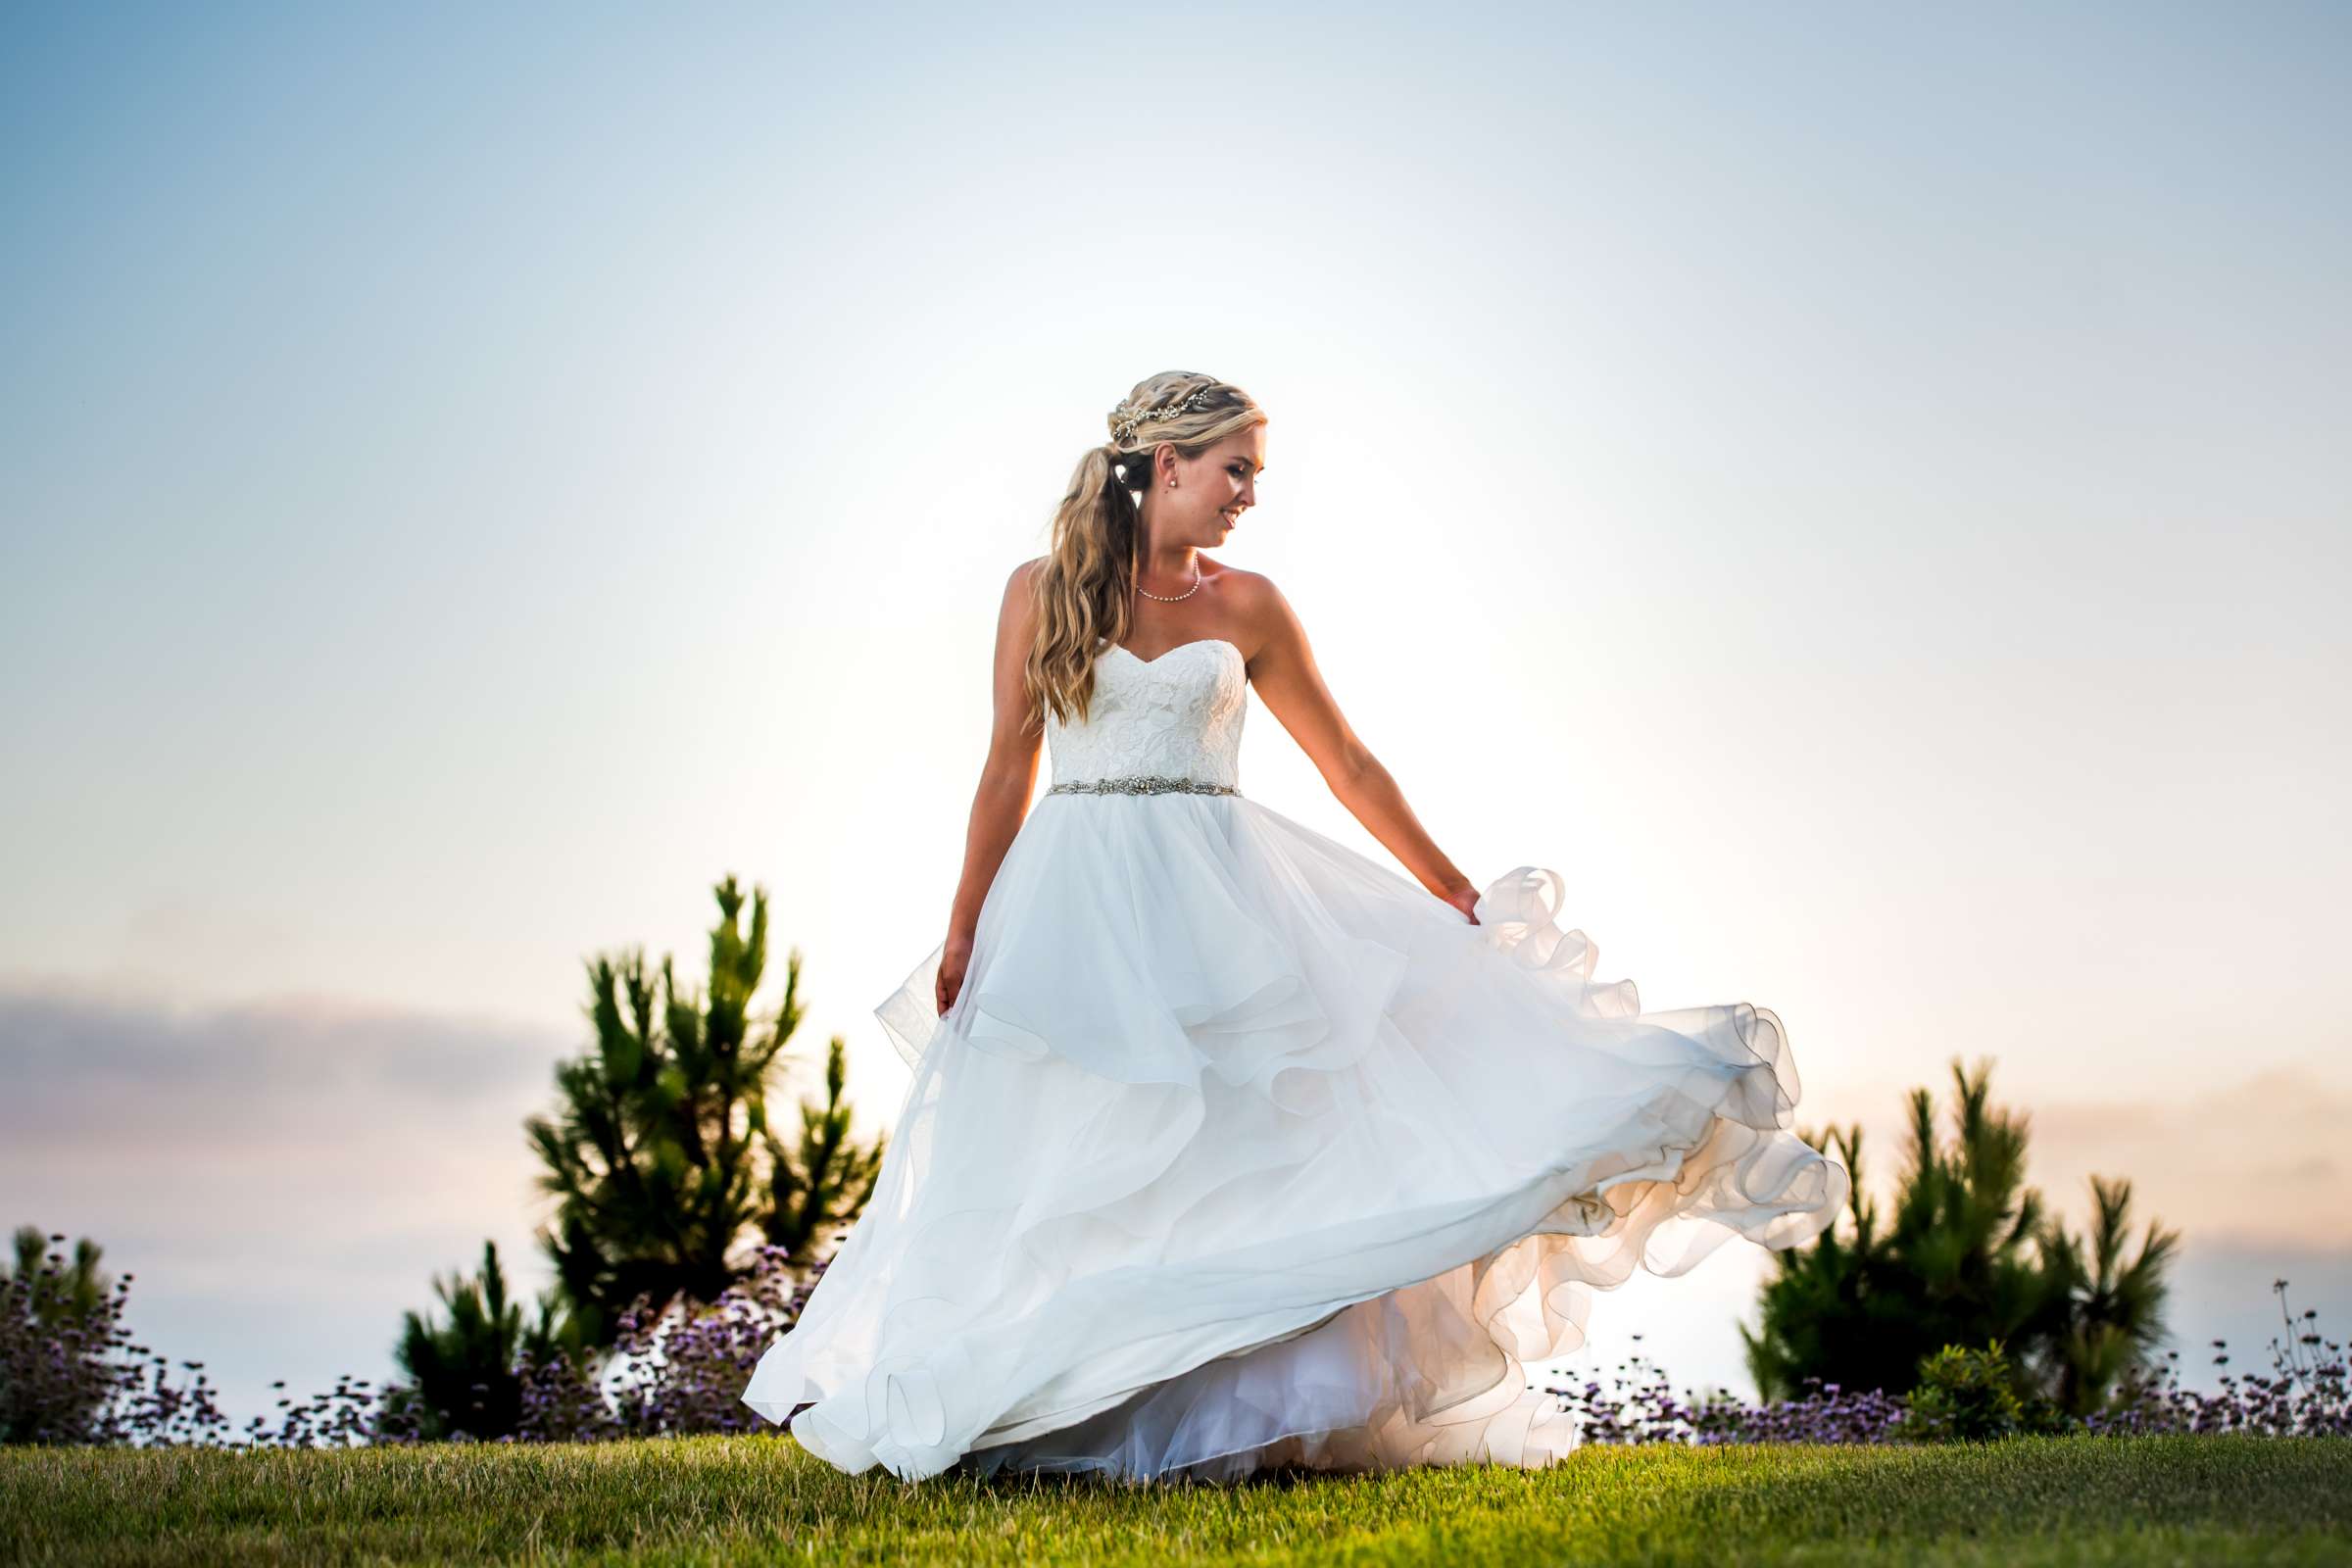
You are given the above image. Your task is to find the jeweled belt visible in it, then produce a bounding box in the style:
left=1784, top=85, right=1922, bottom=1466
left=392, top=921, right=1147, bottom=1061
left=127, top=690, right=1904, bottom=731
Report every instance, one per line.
left=1045, top=773, right=1242, bottom=798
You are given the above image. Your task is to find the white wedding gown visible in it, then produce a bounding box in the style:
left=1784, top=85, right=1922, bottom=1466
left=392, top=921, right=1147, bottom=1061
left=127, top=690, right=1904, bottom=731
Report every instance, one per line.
left=741, top=636, right=1847, bottom=1481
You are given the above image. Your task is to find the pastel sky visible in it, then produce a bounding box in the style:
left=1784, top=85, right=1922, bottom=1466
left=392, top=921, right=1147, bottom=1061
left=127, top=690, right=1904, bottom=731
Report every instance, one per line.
left=4, top=1, right=2346, bottom=1427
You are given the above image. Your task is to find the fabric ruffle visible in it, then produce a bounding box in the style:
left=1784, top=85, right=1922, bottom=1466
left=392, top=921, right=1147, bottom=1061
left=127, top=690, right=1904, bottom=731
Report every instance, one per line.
left=744, top=792, right=1848, bottom=1481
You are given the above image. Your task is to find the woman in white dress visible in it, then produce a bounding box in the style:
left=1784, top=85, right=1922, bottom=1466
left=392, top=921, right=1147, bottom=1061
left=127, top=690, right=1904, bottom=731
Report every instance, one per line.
left=741, top=370, right=1848, bottom=1482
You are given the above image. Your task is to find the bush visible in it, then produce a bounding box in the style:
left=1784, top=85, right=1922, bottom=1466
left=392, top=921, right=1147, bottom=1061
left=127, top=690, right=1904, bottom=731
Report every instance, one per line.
left=375, top=1240, right=578, bottom=1444
left=1897, top=1344, right=2069, bottom=1443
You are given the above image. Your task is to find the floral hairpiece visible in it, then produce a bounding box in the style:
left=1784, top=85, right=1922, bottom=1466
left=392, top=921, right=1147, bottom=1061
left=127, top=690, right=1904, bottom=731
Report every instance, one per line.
left=1108, top=386, right=1216, bottom=445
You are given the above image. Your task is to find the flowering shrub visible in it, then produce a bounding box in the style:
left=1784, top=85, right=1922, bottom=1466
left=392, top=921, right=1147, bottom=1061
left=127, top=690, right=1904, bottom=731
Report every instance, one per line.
left=2084, top=1279, right=2351, bottom=1438
left=2, top=1228, right=184, bottom=1446
left=2, top=1230, right=812, bottom=1448
left=505, top=1245, right=817, bottom=1444
left=1550, top=1336, right=1909, bottom=1446
left=12, top=1224, right=2346, bottom=1451
left=1549, top=1282, right=2348, bottom=1446
left=381, top=1243, right=819, bottom=1446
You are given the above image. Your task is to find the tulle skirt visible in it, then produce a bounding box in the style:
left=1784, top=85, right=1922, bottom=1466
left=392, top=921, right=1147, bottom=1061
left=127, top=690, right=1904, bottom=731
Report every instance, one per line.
left=739, top=789, right=1847, bottom=1481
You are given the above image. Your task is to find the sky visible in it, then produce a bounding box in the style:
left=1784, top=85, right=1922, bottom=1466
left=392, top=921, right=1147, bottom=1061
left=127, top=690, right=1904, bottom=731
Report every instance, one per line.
left=3, top=1, right=2347, bottom=1430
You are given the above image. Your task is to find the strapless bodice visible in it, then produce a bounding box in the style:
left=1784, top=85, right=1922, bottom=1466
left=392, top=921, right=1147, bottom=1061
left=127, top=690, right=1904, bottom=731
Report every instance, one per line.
left=1044, top=638, right=1247, bottom=792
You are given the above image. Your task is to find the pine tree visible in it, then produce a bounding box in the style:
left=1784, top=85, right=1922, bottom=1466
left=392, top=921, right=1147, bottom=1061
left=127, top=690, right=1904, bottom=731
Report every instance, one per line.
left=760, top=1035, right=884, bottom=1261
left=381, top=1238, right=569, bottom=1442
left=524, top=874, right=884, bottom=1350
left=1734, top=1124, right=1893, bottom=1396
left=1743, top=1057, right=2177, bottom=1413
left=2036, top=1174, right=2180, bottom=1416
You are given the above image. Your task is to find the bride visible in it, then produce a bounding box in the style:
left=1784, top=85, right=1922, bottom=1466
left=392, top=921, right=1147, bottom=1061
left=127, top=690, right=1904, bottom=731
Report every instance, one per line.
left=740, top=370, right=1848, bottom=1482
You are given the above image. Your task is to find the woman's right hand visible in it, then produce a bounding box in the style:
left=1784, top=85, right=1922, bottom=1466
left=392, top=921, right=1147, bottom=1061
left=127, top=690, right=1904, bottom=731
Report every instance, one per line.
left=935, top=932, right=975, bottom=1015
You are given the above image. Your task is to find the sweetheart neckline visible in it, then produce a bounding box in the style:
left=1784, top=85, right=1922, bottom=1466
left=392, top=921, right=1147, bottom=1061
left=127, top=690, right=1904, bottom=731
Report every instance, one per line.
left=1104, top=637, right=1244, bottom=668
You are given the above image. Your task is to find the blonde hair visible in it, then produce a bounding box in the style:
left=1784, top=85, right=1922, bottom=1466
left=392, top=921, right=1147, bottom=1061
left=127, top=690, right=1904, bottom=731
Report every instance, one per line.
left=1024, top=371, right=1265, bottom=726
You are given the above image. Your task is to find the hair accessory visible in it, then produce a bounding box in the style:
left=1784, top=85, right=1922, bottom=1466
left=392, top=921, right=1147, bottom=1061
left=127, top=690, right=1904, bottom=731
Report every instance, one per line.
left=1108, top=386, right=1216, bottom=444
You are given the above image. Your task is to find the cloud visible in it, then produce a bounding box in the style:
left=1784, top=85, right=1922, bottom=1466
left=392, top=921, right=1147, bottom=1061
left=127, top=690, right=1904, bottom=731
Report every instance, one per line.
left=1, top=980, right=564, bottom=1105
left=0, top=983, right=578, bottom=1395
left=2, top=984, right=570, bottom=1232
left=2022, top=1071, right=2351, bottom=1245
left=1800, top=1066, right=2352, bottom=1248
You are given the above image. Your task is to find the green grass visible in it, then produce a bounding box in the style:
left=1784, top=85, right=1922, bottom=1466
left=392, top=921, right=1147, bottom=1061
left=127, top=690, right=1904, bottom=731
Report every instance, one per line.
left=3, top=1436, right=2347, bottom=1566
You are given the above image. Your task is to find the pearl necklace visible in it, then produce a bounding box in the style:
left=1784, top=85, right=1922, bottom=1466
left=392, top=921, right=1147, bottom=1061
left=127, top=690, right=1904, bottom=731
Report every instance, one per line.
left=1135, top=562, right=1201, bottom=603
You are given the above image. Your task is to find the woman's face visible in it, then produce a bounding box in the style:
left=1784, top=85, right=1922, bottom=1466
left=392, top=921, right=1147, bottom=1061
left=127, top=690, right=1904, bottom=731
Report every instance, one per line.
left=1152, top=425, right=1266, bottom=545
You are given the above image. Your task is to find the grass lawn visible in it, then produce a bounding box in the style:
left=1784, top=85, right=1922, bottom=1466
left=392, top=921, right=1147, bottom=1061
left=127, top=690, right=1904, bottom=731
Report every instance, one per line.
left=3, top=1435, right=2347, bottom=1566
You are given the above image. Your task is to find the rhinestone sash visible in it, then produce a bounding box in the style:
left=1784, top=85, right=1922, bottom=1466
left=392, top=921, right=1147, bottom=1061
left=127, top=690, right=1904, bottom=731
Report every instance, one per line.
left=1045, top=773, right=1242, bottom=798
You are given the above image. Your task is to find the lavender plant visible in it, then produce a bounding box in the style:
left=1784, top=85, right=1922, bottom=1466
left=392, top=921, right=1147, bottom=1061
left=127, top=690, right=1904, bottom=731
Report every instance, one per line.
left=1548, top=1335, right=1908, bottom=1446
left=0, top=1225, right=371, bottom=1447
left=0, top=1230, right=812, bottom=1448
left=14, top=1225, right=2345, bottom=1450
left=2, top=1226, right=151, bottom=1445
left=511, top=1244, right=818, bottom=1443
left=2085, top=1279, right=2351, bottom=1439
left=1548, top=1283, right=2348, bottom=1446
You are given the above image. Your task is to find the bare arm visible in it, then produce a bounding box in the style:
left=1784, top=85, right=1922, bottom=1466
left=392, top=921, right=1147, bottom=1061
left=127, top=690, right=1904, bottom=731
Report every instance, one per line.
left=1237, top=575, right=1480, bottom=920
left=937, top=560, right=1048, bottom=1012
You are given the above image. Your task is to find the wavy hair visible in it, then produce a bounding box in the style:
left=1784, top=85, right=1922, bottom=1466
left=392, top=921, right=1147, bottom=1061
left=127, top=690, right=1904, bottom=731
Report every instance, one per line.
left=1024, top=370, right=1264, bottom=726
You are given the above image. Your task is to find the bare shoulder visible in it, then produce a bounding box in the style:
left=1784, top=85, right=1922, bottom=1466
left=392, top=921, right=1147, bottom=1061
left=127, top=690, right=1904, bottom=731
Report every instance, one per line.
left=990, top=556, right=1048, bottom=655
left=999, top=555, right=1048, bottom=617
left=1209, top=563, right=1291, bottom=616
left=1206, top=563, right=1300, bottom=647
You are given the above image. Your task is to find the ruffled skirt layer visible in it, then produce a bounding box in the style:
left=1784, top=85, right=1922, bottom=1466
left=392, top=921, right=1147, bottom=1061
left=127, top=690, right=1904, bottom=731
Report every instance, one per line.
left=740, top=791, right=1846, bottom=1481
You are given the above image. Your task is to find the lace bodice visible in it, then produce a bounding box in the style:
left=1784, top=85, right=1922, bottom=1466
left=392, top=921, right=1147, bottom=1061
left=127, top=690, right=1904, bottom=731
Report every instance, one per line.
left=1045, top=639, right=1248, bottom=791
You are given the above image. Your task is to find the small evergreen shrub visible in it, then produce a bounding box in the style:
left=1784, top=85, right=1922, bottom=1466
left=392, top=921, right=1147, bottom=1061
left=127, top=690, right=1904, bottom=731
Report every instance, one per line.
left=1897, top=1344, right=2052, bottom=1443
